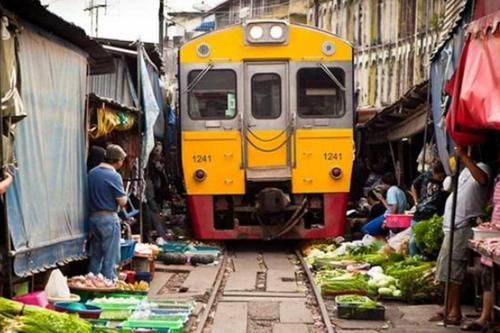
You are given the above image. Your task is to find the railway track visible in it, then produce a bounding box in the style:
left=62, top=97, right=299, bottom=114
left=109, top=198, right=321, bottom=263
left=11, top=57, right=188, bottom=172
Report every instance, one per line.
left=192, top=242, right=334, bottom=333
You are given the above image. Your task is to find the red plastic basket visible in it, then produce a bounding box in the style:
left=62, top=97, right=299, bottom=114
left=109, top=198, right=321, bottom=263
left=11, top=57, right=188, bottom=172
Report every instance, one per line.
left=385, top=214, right=413, bottom=229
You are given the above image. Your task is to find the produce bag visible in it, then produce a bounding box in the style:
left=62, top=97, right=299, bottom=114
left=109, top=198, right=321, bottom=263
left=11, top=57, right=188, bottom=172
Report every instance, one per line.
left=387, top=227, right=411, bottom=252
left=44, top=269, right=70, bottom=299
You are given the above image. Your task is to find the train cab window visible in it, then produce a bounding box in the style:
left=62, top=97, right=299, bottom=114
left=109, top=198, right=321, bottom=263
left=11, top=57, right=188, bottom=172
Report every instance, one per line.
left=251, top=73, right=281, bottom=119
left=297, top=67, right=345, bottom=118
left=188, top=70, right=237, bottom=120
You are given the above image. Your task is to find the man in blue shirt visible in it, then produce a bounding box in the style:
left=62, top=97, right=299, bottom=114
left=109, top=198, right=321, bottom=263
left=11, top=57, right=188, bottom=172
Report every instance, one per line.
left=361, top=172, right=408, bottom=236
left=88, top=144, right=128, bottom=279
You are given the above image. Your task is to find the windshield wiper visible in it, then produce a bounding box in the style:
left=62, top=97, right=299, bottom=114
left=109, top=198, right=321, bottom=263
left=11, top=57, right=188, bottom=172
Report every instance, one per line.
left=319, top=63, right=346, bottom=92
left=186, top=63, right=214, bottom=93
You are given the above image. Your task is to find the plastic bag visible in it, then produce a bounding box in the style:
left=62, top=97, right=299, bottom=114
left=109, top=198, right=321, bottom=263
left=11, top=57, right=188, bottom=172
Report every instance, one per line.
left=44, top=269, right=70, bottom=299
left=387, top=227, right=412, bottom=252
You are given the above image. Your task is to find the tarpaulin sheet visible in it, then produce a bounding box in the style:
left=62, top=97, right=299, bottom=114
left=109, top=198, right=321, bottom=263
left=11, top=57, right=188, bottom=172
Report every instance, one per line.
left=6, top=25, right=88, bottom=276
left=139, top=46, right=160, bottom=164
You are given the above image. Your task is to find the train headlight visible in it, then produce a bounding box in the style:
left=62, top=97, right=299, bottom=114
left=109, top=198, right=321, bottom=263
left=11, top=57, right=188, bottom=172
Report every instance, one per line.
left=194, top=169, right=207, bottom=182
left=245, top=21, right=288, bottom=44
left=330, top=167, right=343, bottom=180
left=249, top=25, right=264, bottom=40
left=269, top=25, right=284, bottom=40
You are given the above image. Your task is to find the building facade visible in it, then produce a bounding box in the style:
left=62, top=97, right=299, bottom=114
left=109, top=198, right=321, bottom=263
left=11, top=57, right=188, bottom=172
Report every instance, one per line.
left=210, top=0, right=308, bottom=28
left=307, top=0, right=445, bottom=114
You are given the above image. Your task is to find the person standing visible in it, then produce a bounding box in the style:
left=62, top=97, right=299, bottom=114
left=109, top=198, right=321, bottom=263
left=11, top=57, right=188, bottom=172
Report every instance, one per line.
left=431, top=146, right=491, bottom=325
left=88, top=144, right=128, bottom=280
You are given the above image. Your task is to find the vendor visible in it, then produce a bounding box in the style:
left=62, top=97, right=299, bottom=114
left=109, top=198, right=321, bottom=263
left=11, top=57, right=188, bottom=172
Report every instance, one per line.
left=409, top=163, right=449, bottom=256
left=411, top=162, right=446, bottom=206
left=88, top=144, right=128, bottom=280
left=430, top=146, right=492, bottom=326
left=361, top=172, right=408, bottom=236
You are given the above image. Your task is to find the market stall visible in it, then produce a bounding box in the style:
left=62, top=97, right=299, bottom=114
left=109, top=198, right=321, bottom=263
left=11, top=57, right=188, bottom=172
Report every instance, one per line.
left=3, top=241, right=222, bottom=332
left=302, top=217, right=443, bottom=320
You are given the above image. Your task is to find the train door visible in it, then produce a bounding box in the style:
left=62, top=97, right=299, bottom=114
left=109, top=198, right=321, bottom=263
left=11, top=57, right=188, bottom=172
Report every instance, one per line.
left=243, top=62, right=291, bottom=181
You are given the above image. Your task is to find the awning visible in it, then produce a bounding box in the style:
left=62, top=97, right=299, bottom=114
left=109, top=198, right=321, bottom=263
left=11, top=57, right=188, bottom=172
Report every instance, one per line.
left=363, top=81, right=429, bottom=144
left=430, top=0, right=469, bottom=61
left=195, top=21, right=215, bottom=32
left=445, top=10, right=500, bottom=145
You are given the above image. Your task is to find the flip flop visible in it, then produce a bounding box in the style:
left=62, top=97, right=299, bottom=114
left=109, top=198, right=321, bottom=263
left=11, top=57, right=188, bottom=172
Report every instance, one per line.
left=444, top=316, right=463, bottom=326
left=429, top=313, right=444, bottom=322
left=461, top=322, right=484, bottom=331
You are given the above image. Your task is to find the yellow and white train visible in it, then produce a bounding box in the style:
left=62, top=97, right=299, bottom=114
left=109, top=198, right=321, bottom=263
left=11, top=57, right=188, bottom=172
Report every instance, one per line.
left=178, top=20, right=354, bottom=239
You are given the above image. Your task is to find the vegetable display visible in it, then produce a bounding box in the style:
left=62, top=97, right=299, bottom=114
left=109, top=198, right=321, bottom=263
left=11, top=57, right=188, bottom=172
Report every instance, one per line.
left=0, top=297, right=91, bottom=333
left=413, top=215, right=444, bottom=258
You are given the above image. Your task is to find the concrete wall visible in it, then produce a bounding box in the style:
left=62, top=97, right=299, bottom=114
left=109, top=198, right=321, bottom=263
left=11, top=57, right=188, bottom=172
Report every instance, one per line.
left=307, top=0, right=445, bottom=111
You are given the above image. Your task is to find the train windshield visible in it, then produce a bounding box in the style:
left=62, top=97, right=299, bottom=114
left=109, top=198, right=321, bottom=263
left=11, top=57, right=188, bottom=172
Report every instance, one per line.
left=188, top=69, right=237, bottom=119
left=297, top=67, right=346, bottom=118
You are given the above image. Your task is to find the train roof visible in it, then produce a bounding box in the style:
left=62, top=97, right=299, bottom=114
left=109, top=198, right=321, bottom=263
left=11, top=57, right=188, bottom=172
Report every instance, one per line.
left=180, top=21, right=353, bottom=64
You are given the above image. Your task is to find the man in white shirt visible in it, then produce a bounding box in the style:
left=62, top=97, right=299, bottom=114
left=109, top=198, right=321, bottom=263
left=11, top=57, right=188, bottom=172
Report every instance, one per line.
left=431, top=146, right=491, bottom=325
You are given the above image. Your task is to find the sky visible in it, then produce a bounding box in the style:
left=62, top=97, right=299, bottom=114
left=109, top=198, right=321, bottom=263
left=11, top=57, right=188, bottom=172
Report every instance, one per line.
left=40, top=0, right=222, bottom=42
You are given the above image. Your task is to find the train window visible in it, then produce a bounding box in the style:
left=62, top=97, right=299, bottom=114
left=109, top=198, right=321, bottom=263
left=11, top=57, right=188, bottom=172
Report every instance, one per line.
left=297, top=67, right=346, bottom=118
left=251, top=73, right=281, bottom=119
left=188, top=70, right=237, bottom=120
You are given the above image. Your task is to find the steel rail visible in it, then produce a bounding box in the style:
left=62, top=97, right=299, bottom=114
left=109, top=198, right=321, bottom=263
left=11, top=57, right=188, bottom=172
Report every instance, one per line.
left=295, top=248, right=335, bottom=333
left=193, top=248, right=229, bottom=333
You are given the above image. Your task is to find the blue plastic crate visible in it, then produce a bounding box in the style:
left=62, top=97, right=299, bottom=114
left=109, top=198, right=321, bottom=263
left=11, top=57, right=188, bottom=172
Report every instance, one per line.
left=120, top=240, right=136, bottom=262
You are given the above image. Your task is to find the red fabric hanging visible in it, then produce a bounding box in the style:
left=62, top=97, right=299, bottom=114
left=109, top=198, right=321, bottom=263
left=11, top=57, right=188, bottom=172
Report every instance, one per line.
left=445, top=11, right=500, bottom=145
left=445, top=39, right=486, bottom=146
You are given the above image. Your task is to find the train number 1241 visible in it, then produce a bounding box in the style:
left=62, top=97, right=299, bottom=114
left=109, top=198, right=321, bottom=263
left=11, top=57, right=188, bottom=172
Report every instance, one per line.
left=323, top=152, right=342, bottom=161
left=192, top=154, right=212, bottom=163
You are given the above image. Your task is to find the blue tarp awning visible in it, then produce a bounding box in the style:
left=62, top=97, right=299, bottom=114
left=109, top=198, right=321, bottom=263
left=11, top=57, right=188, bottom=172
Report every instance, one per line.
left=7, top=24, right=88, bottom=277
left=195, top=21, right=215, bottom=32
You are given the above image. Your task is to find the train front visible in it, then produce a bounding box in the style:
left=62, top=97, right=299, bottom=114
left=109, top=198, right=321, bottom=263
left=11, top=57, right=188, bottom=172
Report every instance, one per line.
left=179, top=20, right=354, bottom=240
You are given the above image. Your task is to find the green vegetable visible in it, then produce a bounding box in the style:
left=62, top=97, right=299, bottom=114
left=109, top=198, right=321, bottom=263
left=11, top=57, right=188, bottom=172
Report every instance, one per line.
left=378, top=287, right=393, bottom=296
left=336, top=295, right=381, bottom=309
left=0, top=297, right=91, bottom=333
left=413, top=215, right=444, bottom=258
left=319, top=274, right=369, bottom=295
left=392, top=290, right=402, bottom=297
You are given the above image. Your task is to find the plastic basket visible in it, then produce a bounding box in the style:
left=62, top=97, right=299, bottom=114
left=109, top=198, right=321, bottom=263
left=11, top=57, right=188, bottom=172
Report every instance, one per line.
left=385, top=214, right=413, bottom=229
left=336, top=302, right=385, bottom=321
left=54, top=302, right=102, bottom=319
left=472, top=227, right=500, bottom=240
left=120, top=240, right=137, bottom=262
left=161, top=242, right=189, bottom=253
left=14, top=291, right=49, bottom=308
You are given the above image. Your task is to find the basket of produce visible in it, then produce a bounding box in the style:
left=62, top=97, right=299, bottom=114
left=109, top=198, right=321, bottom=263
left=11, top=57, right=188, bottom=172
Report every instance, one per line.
left=335, top=295, right=385, bottom=321
left=116, top=280, right=150, bottom=294
left=315, top=270, right=369, bottom=296
left=68, top=273, right=118, bottom=291
left=53, top=302, right=102, bottom=319
left=385, top=214, right=413, bottom=229
left=87, top=296, right=144, bottom=320
left=472, top=223, right=500, bottom=240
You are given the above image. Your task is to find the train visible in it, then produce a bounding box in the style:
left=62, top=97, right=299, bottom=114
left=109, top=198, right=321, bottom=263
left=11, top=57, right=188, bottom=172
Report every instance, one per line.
left=178, top=20, right=354, bottom=240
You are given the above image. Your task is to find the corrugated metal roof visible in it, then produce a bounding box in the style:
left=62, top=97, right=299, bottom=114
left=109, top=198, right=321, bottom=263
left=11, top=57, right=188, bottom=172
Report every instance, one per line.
left=430, top=0, right=469, bottom=61
left=88, top=57, right=138, bottom=108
